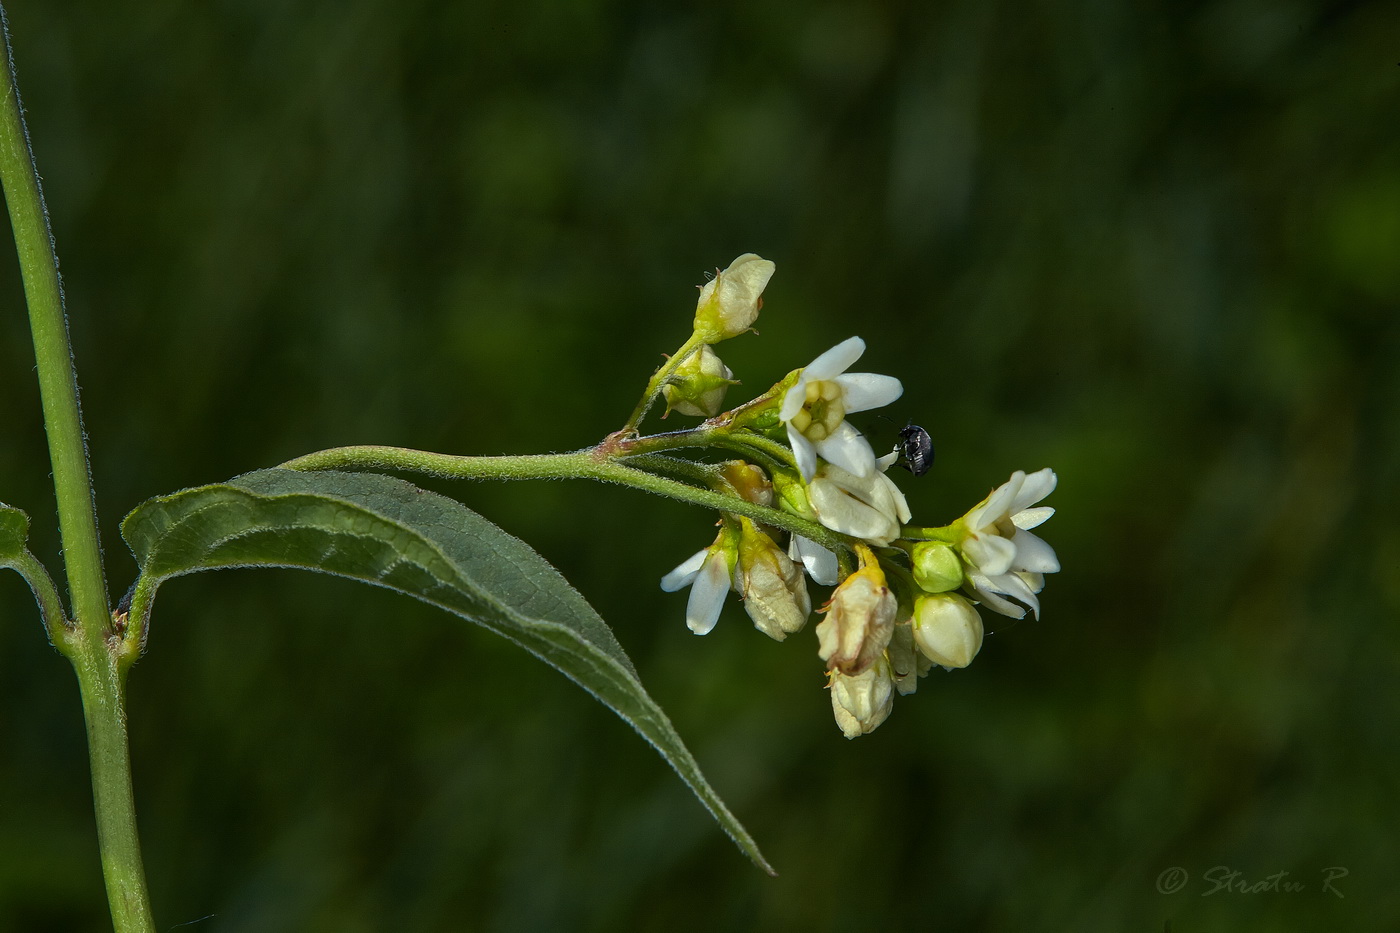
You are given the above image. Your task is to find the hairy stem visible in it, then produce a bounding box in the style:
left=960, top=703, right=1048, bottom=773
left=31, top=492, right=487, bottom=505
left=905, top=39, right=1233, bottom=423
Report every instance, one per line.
left=1, top=547, right=68, bottom=639
left=0, top=9, right=154, bottom=932
left=619, top=332, right=705, bottom=434
left=279, top=445, right=849, bottom=555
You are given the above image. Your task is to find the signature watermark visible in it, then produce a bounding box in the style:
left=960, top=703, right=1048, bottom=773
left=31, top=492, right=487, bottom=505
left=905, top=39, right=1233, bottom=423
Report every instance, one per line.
left=1155, top=866, right=1347, bottom=898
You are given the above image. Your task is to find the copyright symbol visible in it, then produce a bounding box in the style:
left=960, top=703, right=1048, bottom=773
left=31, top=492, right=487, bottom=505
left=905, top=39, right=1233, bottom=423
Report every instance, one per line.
left=1156, top=867, right=1189, bottom=894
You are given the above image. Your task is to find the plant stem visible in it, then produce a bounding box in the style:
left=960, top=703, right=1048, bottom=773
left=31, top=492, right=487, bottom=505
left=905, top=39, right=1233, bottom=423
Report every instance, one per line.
left=279, top=445, right=849, bottom=554
left=2, top=547, right=69, bottom=640
left=0, top=9, right=155, bottom=932
left=898, top=524, right=961, bottom=543
left=619, top=332, right=705, bottom=434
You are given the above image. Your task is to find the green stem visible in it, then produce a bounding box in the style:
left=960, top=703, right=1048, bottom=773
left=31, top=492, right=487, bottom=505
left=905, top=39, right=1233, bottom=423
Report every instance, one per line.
left=279, top=445, right=849, bottom=555
left=0, top=9, right=154, bottom=932
left=899, top=524, right=961, bottom=543
left=2, top=547, right=68, bottom=640
left=619, top=332, right=705, bottom=434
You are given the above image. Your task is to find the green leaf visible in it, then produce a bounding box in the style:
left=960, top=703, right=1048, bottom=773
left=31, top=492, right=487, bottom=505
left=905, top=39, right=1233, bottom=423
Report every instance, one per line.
left=0, top=501, right=30, bottom=562
left=121, top=468, right=773, bottom=873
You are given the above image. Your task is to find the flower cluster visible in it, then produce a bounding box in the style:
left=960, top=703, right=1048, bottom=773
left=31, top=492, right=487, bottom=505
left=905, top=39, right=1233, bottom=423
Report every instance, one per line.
left=643, top=254, right=1061, bottom=738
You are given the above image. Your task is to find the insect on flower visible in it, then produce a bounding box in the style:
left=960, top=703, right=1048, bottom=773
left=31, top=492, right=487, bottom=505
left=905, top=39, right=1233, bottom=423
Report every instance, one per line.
left=896, top=423, right=934, bottom=476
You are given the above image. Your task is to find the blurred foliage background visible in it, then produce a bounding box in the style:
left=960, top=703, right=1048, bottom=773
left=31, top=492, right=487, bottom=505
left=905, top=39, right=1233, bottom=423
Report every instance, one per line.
left=1, top=0, right=1397, bottom=930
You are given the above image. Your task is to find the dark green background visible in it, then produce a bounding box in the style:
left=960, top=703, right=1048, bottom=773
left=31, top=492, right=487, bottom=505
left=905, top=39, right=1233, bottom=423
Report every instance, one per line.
left=2, top=1, right=1396, bottom=930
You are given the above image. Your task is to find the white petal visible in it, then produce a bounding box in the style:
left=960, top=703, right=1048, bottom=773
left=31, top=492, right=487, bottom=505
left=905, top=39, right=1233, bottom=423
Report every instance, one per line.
left=779, top=378, right=808, bottom=422
left=997, top=571, right=1042, bottom=620
left=962, top=532, right=1016, bottom=576
left=966, top=572, right=1027, bottom=619
left=976, top=570, right=1041, bottom=620
left=834, top=373, right=903, bottom=413
left=804, top=336, right=865, bottom=381
left=789, top=535, right=839, bottom=586
left=685, top=552, right=731, bottom=634
left=788, top=426, right=819, bottom=481
left=721, top=253, right=775, bottom=296
left=660, top=549, right=707, bottom=592
left=809, top=482, right=900, bottom=546
left=969, top=471, right=1025, bottom=529
left=1011, top=529, right=1060, bottom=574
left=814, top=421, right=877, bottom=478
left=1016, top=571, right=1045, bottom=594
left=1010, top=468, right=1057, bottom=513
left=881, top=473, right=912, bottom=524
left=875, top=450, right=900, bottom=471
left=1012, top=506, right=1055, bottom=530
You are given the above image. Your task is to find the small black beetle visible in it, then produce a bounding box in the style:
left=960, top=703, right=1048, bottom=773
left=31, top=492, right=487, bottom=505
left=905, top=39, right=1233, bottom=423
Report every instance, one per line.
left=896, top=423, right=935, bottom=476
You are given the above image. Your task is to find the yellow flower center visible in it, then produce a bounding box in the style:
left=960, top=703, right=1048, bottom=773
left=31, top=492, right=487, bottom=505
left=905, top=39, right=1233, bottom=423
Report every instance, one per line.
left=792, top=379, right=846, bottom=442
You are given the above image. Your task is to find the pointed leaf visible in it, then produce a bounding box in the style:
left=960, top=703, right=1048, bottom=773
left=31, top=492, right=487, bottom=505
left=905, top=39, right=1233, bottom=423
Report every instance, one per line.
left=121, top=468, right=772, bottom=873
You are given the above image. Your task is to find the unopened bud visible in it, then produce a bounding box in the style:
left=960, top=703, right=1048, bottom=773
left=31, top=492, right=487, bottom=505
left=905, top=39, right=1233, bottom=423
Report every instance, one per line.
left=912, top=593, right=983, bottom=669
left=771, top=469, right=816, bottom=521
left=662, top=344, right=738, bottom=418
left=693, top=253, right=775, bottom=343
left=735, top=519, right=810, bottom=640
left=830, top=658, right=895, bottom=738
left=816, top=560, right=896, bottom=675
left=911, top=542, right=964, bottom=594
left=719, top=461, right=773, bottom=507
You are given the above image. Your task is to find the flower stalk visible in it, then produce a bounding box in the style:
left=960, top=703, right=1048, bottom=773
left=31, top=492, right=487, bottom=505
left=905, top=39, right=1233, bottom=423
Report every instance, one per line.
left=279, top=444, right=850, bottom=557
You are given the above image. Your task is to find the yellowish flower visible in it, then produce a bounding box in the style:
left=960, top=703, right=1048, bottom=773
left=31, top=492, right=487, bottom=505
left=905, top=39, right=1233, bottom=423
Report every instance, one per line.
left=692, top=253, right=775, bottom=342
left=734, top=518, right=810, bottom=641
left=829, top=658, right=895, bottom=739
left=816, top=557, right=897, bottom=676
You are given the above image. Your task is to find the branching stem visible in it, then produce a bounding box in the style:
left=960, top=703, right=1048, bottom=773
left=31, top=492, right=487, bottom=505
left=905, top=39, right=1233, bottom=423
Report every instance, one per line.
left=0, top=8, right=154, bottom=932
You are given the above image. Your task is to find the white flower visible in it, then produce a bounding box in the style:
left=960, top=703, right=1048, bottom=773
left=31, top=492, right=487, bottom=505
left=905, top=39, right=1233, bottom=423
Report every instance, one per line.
left=735, top=519, right=811, bottom=641
left=829, top=657, right=895, bottom=739
left=779, top=337, right=903, bottom=480
left=660, top=536, right=736, bottom=635
left=912, top=593, right=983, bottom=668
left=957, top=468, right=1060, bottom=619
left=693, top=253, right=776, bottom=342
left=807, top=458, right=911, bottom=547
left=816, top=561, right=897, bottom=675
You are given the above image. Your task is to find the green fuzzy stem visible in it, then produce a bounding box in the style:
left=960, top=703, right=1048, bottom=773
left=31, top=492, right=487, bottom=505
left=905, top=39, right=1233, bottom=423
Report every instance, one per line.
left=1, top=547, right=68, bottom=639
left=0, top=9, right=154, bottom=932
left=279, top=444, right=849, bottom=556
left=619, top=332, right=706, bottom=434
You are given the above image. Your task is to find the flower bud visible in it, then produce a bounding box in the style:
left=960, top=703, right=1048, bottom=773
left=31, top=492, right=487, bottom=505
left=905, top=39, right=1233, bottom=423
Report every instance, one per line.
left=692, top=253, right=775, bottom=343
left=911, top=542, right=963, bottom=593
left=912, top=593, right=983, bottom=669
left=771, top=469, right=816, bottom=521
left=816, top=560, right=897, bottom=675
left=662, top=344, right=738, bottom=418
left=830, top=658, right=895, bottom=739
left=719, top=461, right=773, bottom=507
left=735, top=519, right=810, bottom=640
